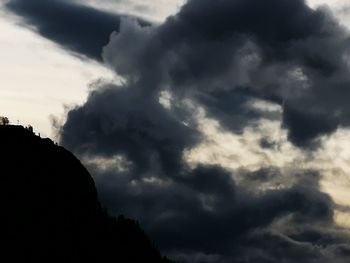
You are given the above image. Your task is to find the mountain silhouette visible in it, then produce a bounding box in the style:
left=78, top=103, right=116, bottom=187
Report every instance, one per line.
left=0, top=125, right=171, bottom=263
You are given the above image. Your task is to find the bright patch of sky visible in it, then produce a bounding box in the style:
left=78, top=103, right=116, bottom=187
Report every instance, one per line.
left=74, top=0, right=186, bottom=22
left=308, top=0, right=350, bottom=28
left=183, top=102, right=350, bottom=228
left=0, top=5, right=114, bottom=137
left=0, top=0, right=185, bottom=137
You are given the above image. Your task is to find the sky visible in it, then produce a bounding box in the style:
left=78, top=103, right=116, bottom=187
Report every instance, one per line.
left=3, top=0, right=350, bottom=262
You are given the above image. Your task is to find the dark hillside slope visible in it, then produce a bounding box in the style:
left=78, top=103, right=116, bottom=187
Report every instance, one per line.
left=0, top=125, right=170, bottom=263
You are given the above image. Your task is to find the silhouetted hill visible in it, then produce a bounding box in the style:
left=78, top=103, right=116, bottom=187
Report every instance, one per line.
left=0, top=125, right=171, bottom=263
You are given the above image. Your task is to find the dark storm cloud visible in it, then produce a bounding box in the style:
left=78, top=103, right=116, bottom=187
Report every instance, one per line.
left=282, top=104, right=339, bottom=147
left=197, top=89, right=281, bottom=133
left=58, top=0, right=350, bottom=262
left=162, top=0, right=349, bottom=146
left=59, top=81, right=346, bottom=262
left=231, top=229, right=350, bottom=263
left=61, top=83, right=200, bottom=177
left=102, top=0, right=350, bottom=147
left=150, top=172, right=334, bottom=253
left=5, top=0, right=148, bottom=60
left=87, top=158, right=342, bottom=262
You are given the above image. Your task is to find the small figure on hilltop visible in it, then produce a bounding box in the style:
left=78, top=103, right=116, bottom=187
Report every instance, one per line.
left=26, top=125, right=34, bottom=133
left=0, top=116, right=9, bottom=125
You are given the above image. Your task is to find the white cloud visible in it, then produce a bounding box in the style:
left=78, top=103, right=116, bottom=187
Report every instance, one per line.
left=308, top=0, right=350, bottom=28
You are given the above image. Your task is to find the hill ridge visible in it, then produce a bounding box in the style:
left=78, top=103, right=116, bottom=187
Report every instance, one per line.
left=0, top=125, right=170, bottom=263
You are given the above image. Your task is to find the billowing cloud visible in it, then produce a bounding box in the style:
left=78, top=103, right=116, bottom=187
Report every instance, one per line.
left=61, top=82, right=199, bottom=177
left=102, top=0, right=350, bottom=147
left=57, top=0, right=350, bottom=262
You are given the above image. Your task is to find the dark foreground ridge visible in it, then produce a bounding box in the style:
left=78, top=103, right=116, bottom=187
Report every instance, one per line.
left=0, top=125, right=170, bottom=263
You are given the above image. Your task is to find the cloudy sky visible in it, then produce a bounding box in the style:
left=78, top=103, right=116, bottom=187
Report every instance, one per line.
left=4, top=0, right=350, bottom=262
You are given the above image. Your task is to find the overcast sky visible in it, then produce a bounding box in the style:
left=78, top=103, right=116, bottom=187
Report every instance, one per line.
left=3, top=0, right=350, bottom=262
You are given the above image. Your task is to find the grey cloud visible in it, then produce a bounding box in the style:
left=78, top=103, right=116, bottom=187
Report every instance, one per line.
left=88, top=159, right=340, bottom=262
left=102, top=0, right=350, bottom=147
left=282, top=104, right=339, bottom=147
left=58, top=0, right=350, bottom=262
left=5, top=0, right=149, bottom=60
left=61, top=83, right=199, bottom=177
left=59, top=80, right=345, bottom=263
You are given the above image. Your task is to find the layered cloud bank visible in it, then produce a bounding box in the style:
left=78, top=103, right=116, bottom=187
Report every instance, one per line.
left=7, top=0, right=350, bottom=262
